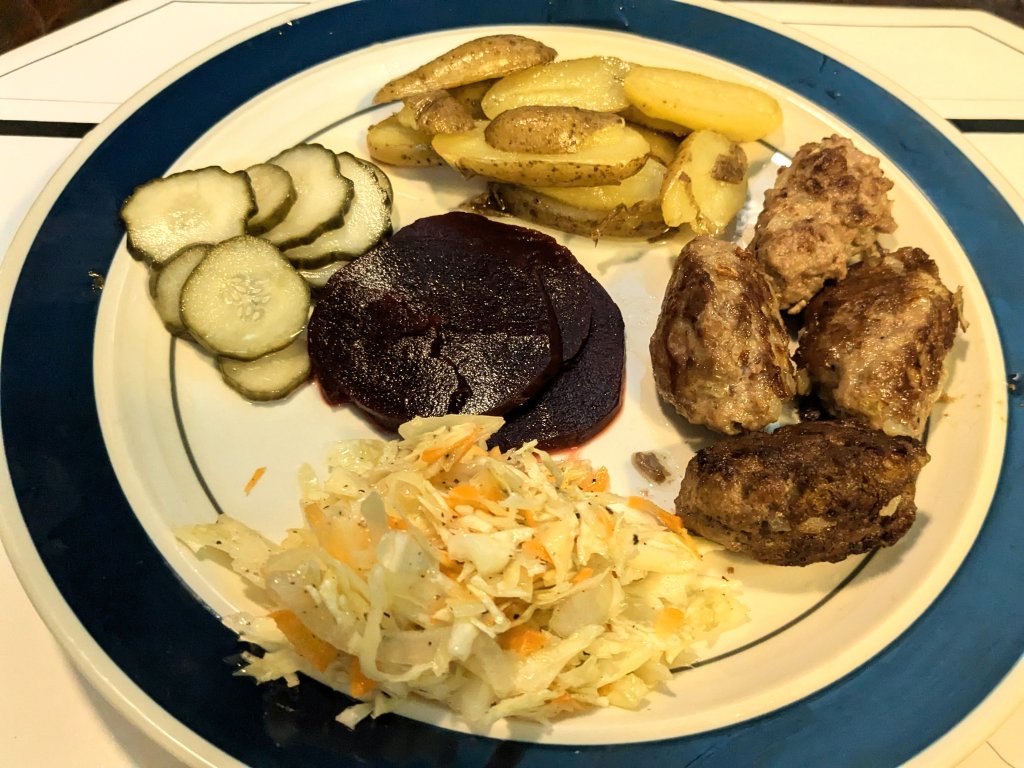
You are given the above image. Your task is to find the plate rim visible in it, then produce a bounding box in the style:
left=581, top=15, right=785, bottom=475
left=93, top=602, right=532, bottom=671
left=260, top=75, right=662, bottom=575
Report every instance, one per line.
left=0, top=1, right=1021, bottom=766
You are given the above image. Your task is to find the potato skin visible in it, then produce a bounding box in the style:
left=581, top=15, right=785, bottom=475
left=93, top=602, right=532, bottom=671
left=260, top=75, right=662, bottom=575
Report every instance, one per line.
left=374, top=35, right=557, bottom=103
left=403, top=90, right=476, bottom=135
left=481, top=56, right=631, bottom=118
left=484, top=106, right=624, bottom=154
left=366, top=115, right=445, bottom=167
left=432, top=123, right=649, bottom=187
left=661, top=130, right=749, bottom=234
left=620, top=105, right=690, bottom=137
left=627, top=123, right=680, bottom=166
left=488, top=183, right=668, bottom=240
left=449, top=80, right=496, bottom=119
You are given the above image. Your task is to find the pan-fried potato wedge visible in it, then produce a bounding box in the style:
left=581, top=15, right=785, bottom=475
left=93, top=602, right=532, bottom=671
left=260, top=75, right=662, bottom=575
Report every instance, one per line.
left=403, top=90, right=476, bottom=134
left=481, top=57, right=631, bottom=118
left=366, top=114, right=445, bottom=167
left=449, top=80, right=496, bottom=119
left=533, top=157, right=666, bottom=210
left=484, top=106, right=624, bottom=154
left=394, top=104, right=418, bottom=129
left=624, top=65, right=782, bottom=142
left=432, top=121, right=649, bottom=187
left=661, top=129, right=748, bottom=234
left=488, top=158, right=668, bottom=239
left=660, top=168, right=699, bottom=229
left=490, top=184, right=667, bottom=240
left=620, top=105, right=690, bottom=137
left=374, top=35, right=556, bottom=103
left=627, top=123, right=680, bottom=166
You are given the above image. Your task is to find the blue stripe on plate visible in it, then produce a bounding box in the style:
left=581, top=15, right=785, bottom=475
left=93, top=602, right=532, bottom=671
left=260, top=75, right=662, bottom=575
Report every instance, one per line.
left=2, top=1, right=1021, bottom=765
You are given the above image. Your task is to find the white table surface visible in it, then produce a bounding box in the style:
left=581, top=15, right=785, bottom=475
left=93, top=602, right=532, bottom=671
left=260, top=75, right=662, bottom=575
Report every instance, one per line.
left=0, top=1, right=1021, bottom=765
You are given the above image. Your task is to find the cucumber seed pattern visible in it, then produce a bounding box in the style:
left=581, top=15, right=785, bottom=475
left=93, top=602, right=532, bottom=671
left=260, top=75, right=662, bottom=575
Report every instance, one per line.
left=223, top=273, right=272, bottom=322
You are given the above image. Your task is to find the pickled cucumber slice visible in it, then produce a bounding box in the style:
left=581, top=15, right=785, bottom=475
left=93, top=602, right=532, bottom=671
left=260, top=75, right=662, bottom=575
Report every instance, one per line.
left=261, top=143, right=354, bottom=249
left=120, top=167, right=254, bottom=265
left=218, top=333, right=309, bottom=399
left=283, top=153, right=392, bottom=268
left=180, top=235, right=310, bottom=360
left=219, top=334, right=310, bottom=400
left=368, top=160, right=394, bottom=206
left=297, top=260, right=346, bottom=291
left=245, top=163, right=296, bottom=235
left=148, top=243, right=210, bottom=336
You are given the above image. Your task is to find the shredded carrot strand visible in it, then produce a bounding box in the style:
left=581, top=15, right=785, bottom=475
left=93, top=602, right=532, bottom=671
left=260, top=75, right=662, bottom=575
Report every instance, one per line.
left=549, top=691, right=587, bottom=713
left=349, top=658, right=377, bottom=697
left=421, top=429, right=479, bottom=464
left=451, top=483, right=480, bottom=500
left=628, top=496, right=682, bottom=533
left=522, top=539, right=553, bottom=564
left=304, top=502, right=326, bottom=528
left=571, top=566, right=594, bottom=585
left=269, top=609, right=338, bottom=672
left=475, top=473, right=504, bottom=501
left=501, top=625, right=547, bottom=656
left=304, top=503, right=368, bottom=565
left=445, top=483, right=487, bottom=511
left=243, top=466, right=266, bottom=495
left=438, top=552, right=462, bottom=578
left=627, top=496, right=700, bottom=553
left=654, top=606, right=686, bottom=638
left=421, top=445, right=448, bottom=463
left=656, top=508, right=684, bottom=534
left=578, top=466, right=610, bottom=493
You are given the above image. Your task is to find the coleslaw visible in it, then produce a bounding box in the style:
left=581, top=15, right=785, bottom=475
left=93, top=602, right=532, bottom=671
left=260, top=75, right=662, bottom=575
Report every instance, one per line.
left=177, top=415, right=745, bottom=729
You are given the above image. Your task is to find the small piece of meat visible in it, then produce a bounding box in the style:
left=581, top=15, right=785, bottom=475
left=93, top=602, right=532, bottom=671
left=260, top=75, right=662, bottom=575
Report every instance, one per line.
left=632, top=451, right=669, bottom=484
left=489, top=274, right=624, bottom=451
left=796, top=247, right=962, bottom=438
left=308, top=212, right=593, bottom=429
left=675, top=420, right=930, bottom=566
left=750, top=135, right=897, bottom=312
left=649, top=236, right=797, bottom=435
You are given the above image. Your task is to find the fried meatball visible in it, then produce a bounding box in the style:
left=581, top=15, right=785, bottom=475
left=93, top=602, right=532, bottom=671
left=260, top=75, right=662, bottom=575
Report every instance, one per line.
left=650, top=236, right=796, bottom=435
left=750, top=135, right=897, bottom=312
left=675, top=421, right=930, bottom=566
left=796, top=247, right=961, bottom=438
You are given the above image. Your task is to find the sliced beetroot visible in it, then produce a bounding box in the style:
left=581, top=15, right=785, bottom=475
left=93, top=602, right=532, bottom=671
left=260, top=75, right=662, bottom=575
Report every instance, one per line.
left=308, top=212, right=591, bottom=429
left=489, top=274, right=625, bottom=452
left=389, top=212, right=592, bottom=361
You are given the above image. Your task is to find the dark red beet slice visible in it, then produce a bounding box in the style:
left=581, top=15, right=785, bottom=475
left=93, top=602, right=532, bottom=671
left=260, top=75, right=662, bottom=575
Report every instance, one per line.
left=389, top=212, right=592, bottom=361
left=489, top=274, right=625, bottom=452
left=307, top=213, right=591, bottom=429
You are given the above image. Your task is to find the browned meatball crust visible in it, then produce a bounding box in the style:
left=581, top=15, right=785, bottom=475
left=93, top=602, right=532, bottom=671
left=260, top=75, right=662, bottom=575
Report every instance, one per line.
left=676, top=421, right=930, bottom=566
left=796, top=247, right=961, bottom=438
left=750, top=135, right=897, bottom=312
left=650, top=236, right=796, bottom=435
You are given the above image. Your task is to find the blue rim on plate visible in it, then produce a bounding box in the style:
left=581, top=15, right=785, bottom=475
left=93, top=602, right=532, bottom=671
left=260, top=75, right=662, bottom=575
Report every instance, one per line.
left=2, top=0, right=1022, bottom=765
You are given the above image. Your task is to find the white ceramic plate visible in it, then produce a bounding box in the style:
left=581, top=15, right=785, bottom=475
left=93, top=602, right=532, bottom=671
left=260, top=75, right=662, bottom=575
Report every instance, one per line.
left=1, top=1, right=1022, bottom=766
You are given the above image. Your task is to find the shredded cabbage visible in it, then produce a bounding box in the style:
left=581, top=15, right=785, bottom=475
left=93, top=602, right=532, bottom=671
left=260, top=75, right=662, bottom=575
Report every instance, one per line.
left=177, top=415, right=745, bottom=729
